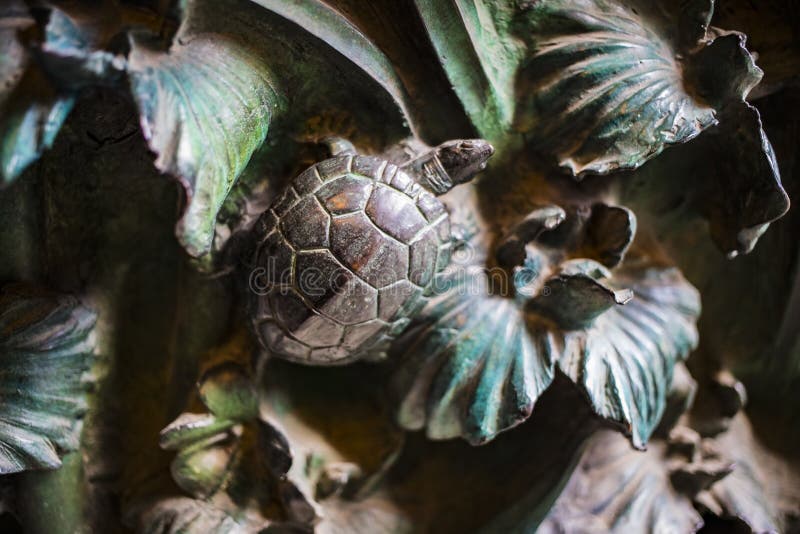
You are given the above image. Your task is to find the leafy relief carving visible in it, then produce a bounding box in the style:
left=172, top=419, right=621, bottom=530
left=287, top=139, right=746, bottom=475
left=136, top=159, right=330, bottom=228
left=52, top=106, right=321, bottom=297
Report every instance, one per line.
left=392, top=196, right=700, bottom=448
left=130, top=358, right=408, bottom=533
left=0, top=0, right=797, bottom=532
left=0, top=283, right=96, bottom=473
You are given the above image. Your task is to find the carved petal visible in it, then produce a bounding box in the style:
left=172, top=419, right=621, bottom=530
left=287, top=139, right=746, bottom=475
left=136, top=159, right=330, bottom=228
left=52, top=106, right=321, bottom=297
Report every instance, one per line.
left=170, top=428, right=242, bottom=500
left=559, top=265, right=700, bottom=449
left=703, top=103, right=790, bottom=257
left=142, top=360, right=408, bottom=532
left=392, top=260, right=698, bottom=448
left=698, top=415, right=783, bottom=533
left=621, top=101, right=790, bottom=257
left=528, top=259, right=633, bottom=330
left=539, top=430, right=703, bottom=533
left=159, top=413, right=237, bottom=451
left=198, top=362, right=258, bottom=421
left=536, top=204, right=636, bottom=269
left=0, top=284, right=96, bottom=473
left=712, top=0, right=800, bottom=98
left=392, top=268, right=557, bottom=445
left=515, top=0, right=722, bottom=175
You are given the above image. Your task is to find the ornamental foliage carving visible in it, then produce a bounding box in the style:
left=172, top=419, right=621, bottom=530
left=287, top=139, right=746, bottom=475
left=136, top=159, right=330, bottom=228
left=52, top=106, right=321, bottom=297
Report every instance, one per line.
left=0, top=0, right=799, bottom=532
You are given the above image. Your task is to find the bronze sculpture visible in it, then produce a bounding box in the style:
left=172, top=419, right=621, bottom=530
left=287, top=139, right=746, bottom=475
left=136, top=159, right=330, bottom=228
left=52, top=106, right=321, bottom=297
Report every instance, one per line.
left=248, top=138, right=493, bottom=365
left=0, top=0, right=798, bottom=532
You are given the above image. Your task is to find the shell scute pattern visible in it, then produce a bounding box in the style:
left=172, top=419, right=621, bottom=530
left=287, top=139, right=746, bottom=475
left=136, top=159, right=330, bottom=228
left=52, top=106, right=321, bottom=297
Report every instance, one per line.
left=251, top=155, right=454, bottom=364
left=317, top=175, right=373, bottom=215
left=293, top=165, right=323, bottom=194
left=272, top=186, right=299, bottom=217
left=329, top=211, right=409, bottom=288
left=281, top=195, right=330, bottom=249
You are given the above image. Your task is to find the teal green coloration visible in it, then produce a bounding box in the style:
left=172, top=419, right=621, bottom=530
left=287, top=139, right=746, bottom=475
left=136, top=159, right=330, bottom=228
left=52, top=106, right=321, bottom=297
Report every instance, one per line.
left=0, top=5, right=122, bottom=184
left=528, top=259, right=633, bottom=330
left=251, top=0, right=417, bottom=135
left=393, top=260, right=699, bottom=448
left=559, top=265, right=700, bottom=449
left=160, top=413, right=238, bottom=451
left=1, top=98, right=75, bottom=184
left=149, top=362, right=286, bottom=532
left=514, top=0, right=719, bottom=175
left=127, top=19, right=280, bottom=258
left=0, top=284, right=96, bottom=474
left=170, top=428, right=241, bottom=499
left=413, top=0, right=522, bottom=144
left=0, top=5, right=70, bottom=185
left=39, top=9, right=126, bottom=89
left=159, top=365, right=258, bottom=498
left=198, top=362, right=258, bottom=421
left=393, top=268, right=557, bottom=445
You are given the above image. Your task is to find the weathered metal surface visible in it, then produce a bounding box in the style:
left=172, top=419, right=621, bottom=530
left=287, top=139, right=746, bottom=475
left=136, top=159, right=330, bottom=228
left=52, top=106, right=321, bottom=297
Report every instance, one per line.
left=0, top=0, right=798, bottom=532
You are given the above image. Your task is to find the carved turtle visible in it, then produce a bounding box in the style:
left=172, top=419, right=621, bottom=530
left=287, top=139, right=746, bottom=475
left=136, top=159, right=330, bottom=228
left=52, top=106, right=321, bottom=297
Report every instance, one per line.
left=249, top=138, right=494, bottom=365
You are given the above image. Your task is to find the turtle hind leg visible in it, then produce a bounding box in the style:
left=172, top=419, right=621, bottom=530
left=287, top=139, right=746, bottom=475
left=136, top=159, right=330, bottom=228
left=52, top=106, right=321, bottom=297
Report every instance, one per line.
left=322, top=137, right=357, bottom=157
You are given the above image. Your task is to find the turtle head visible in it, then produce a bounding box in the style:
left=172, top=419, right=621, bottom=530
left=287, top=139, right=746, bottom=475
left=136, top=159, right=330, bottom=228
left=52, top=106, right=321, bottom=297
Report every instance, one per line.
left=402, top=138, right=494, bottom=195
left=435, top=139, right=495, bottom=186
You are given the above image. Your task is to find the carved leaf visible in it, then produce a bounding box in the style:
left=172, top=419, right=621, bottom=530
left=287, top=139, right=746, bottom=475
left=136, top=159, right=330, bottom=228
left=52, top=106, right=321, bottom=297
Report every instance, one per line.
left=621, top=100, right=790, bottom=257
left=514, top=0, right=724, bottom=175
left=539, top=430, right=703, bottom=533
left=0, top=284, right=96, bottom=473
left=146, top=363, right=292, bottom=532
left=558, top=263, right=701, bottom=449
left=139, top=359, right=408, bottom=533
left=703, top=102, right=789, bottom=257
left=249, top=0, right=415, bottom=133
left=392, top=268, right=557, bottom=445
left=126, top=6, right=280, bottom=259
left=1, top=4, right=126, bottom=184
left=132, top=496, right=258, bottom=534
left=699, top=415, right=783, bottom=533
left=0, top=5, right=71, bottom=184
left=392, top=258, right=699, bottom=448
left=128, top=0, right=417, bottom=259
left=712, top=0, right=800, bottom=99
left=412, top=0, right=522, bottom=141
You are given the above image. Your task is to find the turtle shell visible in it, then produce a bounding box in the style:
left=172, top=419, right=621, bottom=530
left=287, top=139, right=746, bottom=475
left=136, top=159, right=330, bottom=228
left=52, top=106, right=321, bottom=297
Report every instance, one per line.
left=250, top=154, right=453, bottom=365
